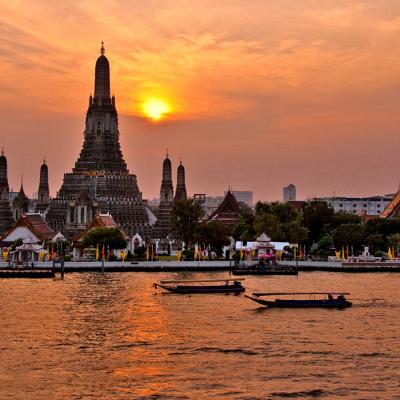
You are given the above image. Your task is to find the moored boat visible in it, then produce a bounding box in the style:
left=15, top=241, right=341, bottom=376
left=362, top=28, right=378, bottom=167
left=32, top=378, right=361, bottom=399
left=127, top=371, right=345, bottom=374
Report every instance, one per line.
left=245, top=292, right=352, bottom=308
left=232, top=266, right=298, bottom=275
left=0, top=268, right=56, bottom=279
left=154, top=278, right=245, bottom=294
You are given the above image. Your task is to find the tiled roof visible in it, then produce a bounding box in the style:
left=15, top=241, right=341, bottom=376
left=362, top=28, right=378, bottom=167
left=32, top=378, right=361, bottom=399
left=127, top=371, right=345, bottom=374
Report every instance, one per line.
left=1, top=213, right=55, bottom=242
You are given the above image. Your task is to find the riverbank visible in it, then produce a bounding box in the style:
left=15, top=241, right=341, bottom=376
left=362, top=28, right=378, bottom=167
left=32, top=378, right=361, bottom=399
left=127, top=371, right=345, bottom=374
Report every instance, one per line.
left=2, top=260, right=400, bottom=272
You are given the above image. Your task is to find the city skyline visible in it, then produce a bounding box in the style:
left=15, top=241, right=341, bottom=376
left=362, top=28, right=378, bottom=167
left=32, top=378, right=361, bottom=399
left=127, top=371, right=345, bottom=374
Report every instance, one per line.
left=1, top=1, right=400, bottom=201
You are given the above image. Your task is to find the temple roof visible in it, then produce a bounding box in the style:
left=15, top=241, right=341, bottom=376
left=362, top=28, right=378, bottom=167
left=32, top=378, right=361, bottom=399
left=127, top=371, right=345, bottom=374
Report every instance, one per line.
left=207, top=190, right=244, bottom=226
left=1, top=213, right=55, bottom=243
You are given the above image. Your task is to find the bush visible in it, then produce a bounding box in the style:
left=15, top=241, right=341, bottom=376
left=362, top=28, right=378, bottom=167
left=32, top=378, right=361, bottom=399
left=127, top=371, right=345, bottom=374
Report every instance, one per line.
left=63, top=255, right=71, bottom=261
left=108, top=254, right=117, bottom=262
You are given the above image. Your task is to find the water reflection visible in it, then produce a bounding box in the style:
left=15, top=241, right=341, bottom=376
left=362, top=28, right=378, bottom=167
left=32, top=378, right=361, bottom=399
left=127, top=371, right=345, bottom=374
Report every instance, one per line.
left=1, top=272, right=400, bottom=399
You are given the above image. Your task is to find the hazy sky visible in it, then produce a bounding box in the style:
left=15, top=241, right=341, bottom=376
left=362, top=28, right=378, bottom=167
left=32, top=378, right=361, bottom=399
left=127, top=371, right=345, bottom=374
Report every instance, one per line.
left=1, top=0, right=400, bottom=201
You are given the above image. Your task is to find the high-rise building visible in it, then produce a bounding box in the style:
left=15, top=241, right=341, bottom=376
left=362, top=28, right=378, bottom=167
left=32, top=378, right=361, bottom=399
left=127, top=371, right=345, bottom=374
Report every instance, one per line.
left=46, top=43, right=150, bottom=238
left=283, top=184, right=296, bottom=202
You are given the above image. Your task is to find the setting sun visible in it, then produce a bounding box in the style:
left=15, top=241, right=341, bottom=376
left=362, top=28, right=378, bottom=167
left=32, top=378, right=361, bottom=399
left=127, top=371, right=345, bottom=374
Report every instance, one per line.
left=142, top=98, right=170, bottom=120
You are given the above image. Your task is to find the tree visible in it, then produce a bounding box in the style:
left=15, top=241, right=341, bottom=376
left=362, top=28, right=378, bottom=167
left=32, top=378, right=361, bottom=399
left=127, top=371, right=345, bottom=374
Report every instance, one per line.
left=232, top=210, right=256, bottom=242
left=254, top=213, right=283, bottom=240
left=195, top=221, right=231, bottom=258
left=332, top=223, right=366, bottom=252
left=311, top=233, right=334, bottom=260
left=303, top=201, right=335, bottom=244
left=170, top=198, right=204, bottom=246
left=366, top=234, right=385, bottom=255
left=82, top=227, right=127, bottom=250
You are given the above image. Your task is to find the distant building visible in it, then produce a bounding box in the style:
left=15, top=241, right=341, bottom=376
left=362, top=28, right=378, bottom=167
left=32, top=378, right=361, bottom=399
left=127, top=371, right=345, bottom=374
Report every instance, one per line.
left=224, top=191, right=253, bottom=208
left=313, top=196, right=393, bottom=216
left=283, top=184, right=296, bottom=202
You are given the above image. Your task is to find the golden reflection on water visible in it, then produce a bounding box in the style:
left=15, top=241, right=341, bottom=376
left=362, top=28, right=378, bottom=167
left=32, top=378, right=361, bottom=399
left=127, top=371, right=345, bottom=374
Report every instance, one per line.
left=1, top=272, right=400, bottom=399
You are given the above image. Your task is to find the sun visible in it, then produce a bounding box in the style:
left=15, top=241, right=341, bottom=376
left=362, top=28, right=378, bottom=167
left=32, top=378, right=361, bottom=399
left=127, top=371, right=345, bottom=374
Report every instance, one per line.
left=142, top=98, right=170, bottom=121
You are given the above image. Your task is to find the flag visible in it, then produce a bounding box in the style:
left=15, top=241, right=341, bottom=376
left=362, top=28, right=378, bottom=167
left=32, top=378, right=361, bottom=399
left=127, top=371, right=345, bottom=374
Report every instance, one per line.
left=341, top=246, right=345, bottom=259
left=151, top=244, right=155, bottom=261
left=102, top=244, right=105, bottom=260
left=240, top=246, right=243, bottom=260
left=392, top=246, right=396, bottom=259
left=47, top=244, right=50, bottom=260
left=293, top=245, right=297, bottom=259
left=51, top=244, right=55, bottom=260
left=346, top=245, right=349, bottom=259
left=194, top=244, right=197, bottom=261
left=388, top=247, right=392, bottom=259
left=146, top=244, right=149, bottom=261
left=299, top=246, right=303, bottom=259
left=96, top=244, right=99, bottom=261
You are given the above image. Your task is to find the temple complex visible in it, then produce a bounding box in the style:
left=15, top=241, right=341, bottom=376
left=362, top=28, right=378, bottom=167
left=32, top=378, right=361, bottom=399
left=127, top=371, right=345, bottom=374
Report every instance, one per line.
left=0, top=150, right=14, bottom=235
left=45, top=43, right=150, bottom=239
left=35, top=158, right=50, bottom=214
left=154, top=153, right=174, bottom=239
left=174, top=161, right=187, bottom=201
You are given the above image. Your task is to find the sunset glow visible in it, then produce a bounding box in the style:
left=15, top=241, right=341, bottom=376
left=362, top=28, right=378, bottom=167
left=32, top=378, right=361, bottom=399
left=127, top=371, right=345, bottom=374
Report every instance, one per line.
left=1, top=1, right=400, bottom=201
left=142, top=98, right=170, bottom=121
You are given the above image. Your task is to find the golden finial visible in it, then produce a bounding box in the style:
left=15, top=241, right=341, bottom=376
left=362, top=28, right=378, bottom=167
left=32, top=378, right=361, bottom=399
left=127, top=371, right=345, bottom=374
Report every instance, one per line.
left=100, top=41, right=105, bottom=55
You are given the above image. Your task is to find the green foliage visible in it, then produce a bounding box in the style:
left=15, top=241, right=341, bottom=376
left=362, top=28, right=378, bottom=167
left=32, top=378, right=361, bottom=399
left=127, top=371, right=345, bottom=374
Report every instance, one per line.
left=233, top=211, right=256, bottom=242
left=303, top=201, right=335, bottom=243
left=170, top=198, right=204, bottom=245
left=311, top=233, right=335, bottom=260
left=195, top=221, right=231, bottom=258
left=82, top=227, right=127, bottom=250
left=333, top=223, right=365, bottom=252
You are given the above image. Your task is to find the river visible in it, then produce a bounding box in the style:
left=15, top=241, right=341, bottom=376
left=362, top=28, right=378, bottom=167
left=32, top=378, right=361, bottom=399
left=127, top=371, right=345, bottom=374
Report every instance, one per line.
left=1, top=272, right=399, bottom=399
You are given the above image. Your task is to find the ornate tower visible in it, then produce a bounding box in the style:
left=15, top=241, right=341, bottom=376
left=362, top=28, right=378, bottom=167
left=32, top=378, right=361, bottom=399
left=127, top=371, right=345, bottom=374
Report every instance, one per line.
left=174, top=161, right=187, bottom=201
left=12, top=180, right=29, bottom=221
left=0, top=149, right=14, bottom=235
left=46, top=43, right=150, bottom=238
left=36, top=158, right=50, bottom=213
left=160, top=153, right=174, bottom=204
left=155, top=153, right=174, bottom=238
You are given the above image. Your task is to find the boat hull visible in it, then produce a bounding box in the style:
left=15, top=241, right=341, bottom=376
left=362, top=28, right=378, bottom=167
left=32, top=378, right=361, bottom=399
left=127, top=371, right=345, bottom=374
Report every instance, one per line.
left=156, top=283, right=245, bottom=294
left=232, top=269, right=298, bottom=275
left=0, top=269, right=55, bottom=279
left=246, top=296, right=352, bottom=308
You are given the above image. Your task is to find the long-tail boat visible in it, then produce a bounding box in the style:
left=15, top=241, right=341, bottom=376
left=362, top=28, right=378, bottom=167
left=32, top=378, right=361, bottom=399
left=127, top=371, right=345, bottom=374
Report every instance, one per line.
left=154, top=278, right=245, bottom=294
left=245, top=292, right=352, bottom=308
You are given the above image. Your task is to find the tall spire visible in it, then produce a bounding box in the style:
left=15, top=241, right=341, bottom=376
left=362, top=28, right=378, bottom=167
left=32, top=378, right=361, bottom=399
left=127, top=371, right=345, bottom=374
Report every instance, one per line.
left=38, top=158, right=49, bottom=205
left=94, top=41, right=110, bottom=99
left=160, top=153, right=173, bottom=204
left=0, top=148, right=9, bottom=197
left=174, top=159, right=187, bottom=201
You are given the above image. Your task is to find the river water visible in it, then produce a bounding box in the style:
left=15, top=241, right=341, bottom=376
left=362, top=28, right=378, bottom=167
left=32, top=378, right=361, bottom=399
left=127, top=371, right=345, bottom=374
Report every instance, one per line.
left=1, top=271, right=399, bottom=399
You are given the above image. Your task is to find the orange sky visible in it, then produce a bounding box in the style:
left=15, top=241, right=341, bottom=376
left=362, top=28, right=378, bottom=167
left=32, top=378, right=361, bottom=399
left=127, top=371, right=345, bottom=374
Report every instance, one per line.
left=1, top=0, right=400, bottom=201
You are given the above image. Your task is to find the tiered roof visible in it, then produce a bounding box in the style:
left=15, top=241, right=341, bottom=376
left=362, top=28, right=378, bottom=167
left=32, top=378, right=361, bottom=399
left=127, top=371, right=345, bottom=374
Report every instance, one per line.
left=207, top=190, right=244, bottom=226
left=1, top=213, right=55, bottom=243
